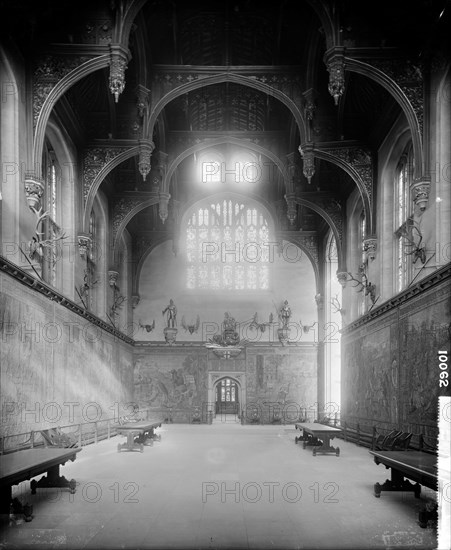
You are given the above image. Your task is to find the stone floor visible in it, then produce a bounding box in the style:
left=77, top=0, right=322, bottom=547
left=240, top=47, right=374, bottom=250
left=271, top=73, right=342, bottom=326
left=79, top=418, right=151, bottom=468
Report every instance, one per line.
left=0, top=421, right=440, bottom=549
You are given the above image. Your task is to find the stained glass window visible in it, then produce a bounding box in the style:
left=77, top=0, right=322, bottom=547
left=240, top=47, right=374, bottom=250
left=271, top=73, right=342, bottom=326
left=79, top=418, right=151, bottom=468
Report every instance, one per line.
left=219, top=379, right=236, bottom=402
left=186, top=198, right=271, bottom=289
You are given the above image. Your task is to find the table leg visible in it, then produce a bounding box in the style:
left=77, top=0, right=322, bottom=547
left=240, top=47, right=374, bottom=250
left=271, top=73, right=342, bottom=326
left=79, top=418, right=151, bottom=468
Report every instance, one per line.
left=117, top=431, right=144, bottom=452
left=135, top=431, right=153, bottom=446
left=419, top=503, right=438, bottom=528
left=373, top=467, right=421, bottom=498
left=0, top=486, right=12, bottom=515
left=312, top=435, right=340, bottom=456
left=30, top=464, right=77, bottom=495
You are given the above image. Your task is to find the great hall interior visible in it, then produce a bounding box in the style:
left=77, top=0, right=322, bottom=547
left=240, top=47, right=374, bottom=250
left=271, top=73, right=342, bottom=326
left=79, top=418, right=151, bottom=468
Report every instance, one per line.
left=0, top=1, right=450, bottom=549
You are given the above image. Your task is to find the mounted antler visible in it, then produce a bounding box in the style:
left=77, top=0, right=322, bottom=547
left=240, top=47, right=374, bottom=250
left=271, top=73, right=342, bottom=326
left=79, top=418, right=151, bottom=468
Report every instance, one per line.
left=344, top=267, right=378, bottom=305
left=181, top=315, right=200, bottom=334
left=28, top=207, right=67, bottom=261
left=249, top=312, right=273, bottom=333
left=399, top=219, right=426, bottom=264
left=299, top=320, right=317, bottom=333
left=139, top=319, right=155, bottom=332
left=331, top=294, right=345, bottom=316
left=345, top=271, right=365, bottom=293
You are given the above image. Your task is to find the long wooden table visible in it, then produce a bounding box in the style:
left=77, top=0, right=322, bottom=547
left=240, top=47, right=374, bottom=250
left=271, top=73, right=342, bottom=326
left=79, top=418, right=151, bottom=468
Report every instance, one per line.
left=295, top=422, right=341, bottom=456
left=0, top=447, right=82, bottom=521
left=116, top=420, right=162, bottom=452
left=369, top=450, right=438, bottom=527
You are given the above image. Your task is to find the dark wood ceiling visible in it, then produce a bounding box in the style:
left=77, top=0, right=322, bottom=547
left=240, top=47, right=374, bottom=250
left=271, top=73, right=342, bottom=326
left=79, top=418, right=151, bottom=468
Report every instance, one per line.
left=3, top=0, right=448, bottom=242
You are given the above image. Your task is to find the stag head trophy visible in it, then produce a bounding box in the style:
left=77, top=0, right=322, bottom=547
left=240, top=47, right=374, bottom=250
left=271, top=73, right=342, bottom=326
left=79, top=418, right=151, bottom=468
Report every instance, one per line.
left=139, top=320, right=155, bottom=332
left=346, top=264, right=378, bottom=306
left=181, top=315, right=200, bottom=334
left=398, top=219, right=427, bottom=264
left=28, top=207, right=67, bottom=262
left=330, top=294, right=345, bottom=317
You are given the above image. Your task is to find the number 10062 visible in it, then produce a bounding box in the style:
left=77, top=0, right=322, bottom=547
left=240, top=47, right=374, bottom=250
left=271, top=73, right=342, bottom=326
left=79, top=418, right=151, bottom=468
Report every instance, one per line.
left=439, top=351, right=448, bottom=388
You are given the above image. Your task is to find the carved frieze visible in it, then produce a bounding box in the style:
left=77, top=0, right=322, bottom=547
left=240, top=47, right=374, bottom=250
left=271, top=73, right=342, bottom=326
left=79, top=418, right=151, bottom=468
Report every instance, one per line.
left=33, top=55, right=90, bottom=128
left=364, top=58, right=424, bottom=135
left=81, top=20, right=113, bottom=44
left=83, top=146, right=130, bottom=204
left=322, top=146, right=373, bottom=204
left=111, top=197, right=142, bottom=241
left=313, top=196, right=344, bottom=243
left=296, top=234, right=319, bottom=267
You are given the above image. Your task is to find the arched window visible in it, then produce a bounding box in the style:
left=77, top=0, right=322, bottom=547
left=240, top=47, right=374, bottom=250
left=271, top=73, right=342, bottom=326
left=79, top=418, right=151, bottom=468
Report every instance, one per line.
left=394, top=143, right=414, bottom=292
left=85, top=210, right=97, bottom=311
left=42, top=141, right=62, bottom=288
left=358, top=210, right=366, bottom=316
left=185, top=198, right=271, bottom=290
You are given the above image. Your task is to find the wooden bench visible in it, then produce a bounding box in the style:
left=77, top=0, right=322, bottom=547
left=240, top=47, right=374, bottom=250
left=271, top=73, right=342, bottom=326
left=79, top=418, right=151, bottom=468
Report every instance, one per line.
left=369, top=450, right=438, bottom=528
left=340, top=421, right=373, bottom=448
left=373, top=429, right=413, bottom=451
left=40, top=427, right=79, bottom=448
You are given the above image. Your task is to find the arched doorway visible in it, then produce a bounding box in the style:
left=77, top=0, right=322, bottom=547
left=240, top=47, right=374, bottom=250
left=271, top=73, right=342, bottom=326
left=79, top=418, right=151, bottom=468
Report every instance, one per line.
left=208, top=373, right=245, bottom=424
left=215, top=377, right=239, bottom=414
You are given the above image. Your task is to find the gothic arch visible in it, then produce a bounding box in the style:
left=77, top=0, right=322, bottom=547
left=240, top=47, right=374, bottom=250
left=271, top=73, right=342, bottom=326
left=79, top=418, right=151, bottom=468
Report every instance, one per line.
left=133, top=235, right=172, bottom=297
left=208, top=373, right=246, bottom=419
left=83, top=146, right=140, bottom=232
left=313, top=147, right=373, bottom=235
left=344, top=57, right=423, bottom=178
left=147, top=73, right=307, bottom=145
left=294, top=197, right=344, bottom=271
left=112, top=196, right=160, bottom=264
left=164, top=137, right=289, bottom=194
left=33, top=54, right=110, bottom=167
left=279, top=235, right=320, bottom=291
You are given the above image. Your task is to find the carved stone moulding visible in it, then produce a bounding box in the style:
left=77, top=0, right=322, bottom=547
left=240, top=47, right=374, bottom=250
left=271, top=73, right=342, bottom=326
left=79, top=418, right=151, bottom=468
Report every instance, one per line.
left=138, top=139, right=155, bottom=181
left=324, top=49, right=346, bottom=106
left=336, top=271, right=348, bottom=288
left=299, top=144, right=315, bottom=184
left=131, top=294, right=140, bottom=309
left=136, top=85, right=150, bottom=118
left=412, top=178, right=430, bottom=212
left=24, top=173, right=44, bottom=210
left=109, top=45, right=130, bottom=103
left=277, top=327, right=290, bottom=346
left=78, top=233, right=92, bottom=258
left=159, top=192, right=171, bottom=224
left=164, top=327, right=178, bottom=345
left=284, top=193, right=297, bottom=225
left=108, top=269, right=119, bottom=287
left=314, top=293, right=323, bottom=310
left=363, top=238, right=377, bottom=261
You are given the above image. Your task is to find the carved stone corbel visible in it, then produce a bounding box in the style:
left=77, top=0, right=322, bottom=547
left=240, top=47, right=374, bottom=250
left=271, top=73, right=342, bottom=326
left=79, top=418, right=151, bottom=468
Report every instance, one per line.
left=363, top=238, right=377, bottom=262
left=412, top=177, right=430, bottom=212
left=24, top=173, right=44, bottom=211
left=299, top=143, right=315, bottom=184
left=336, top=271, right=348, bottom=288
left=78, top=233, right=92, bottom=258
left=159, top=192, right=171, bottom=224
left=284, top=193, right=297, bottom=226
